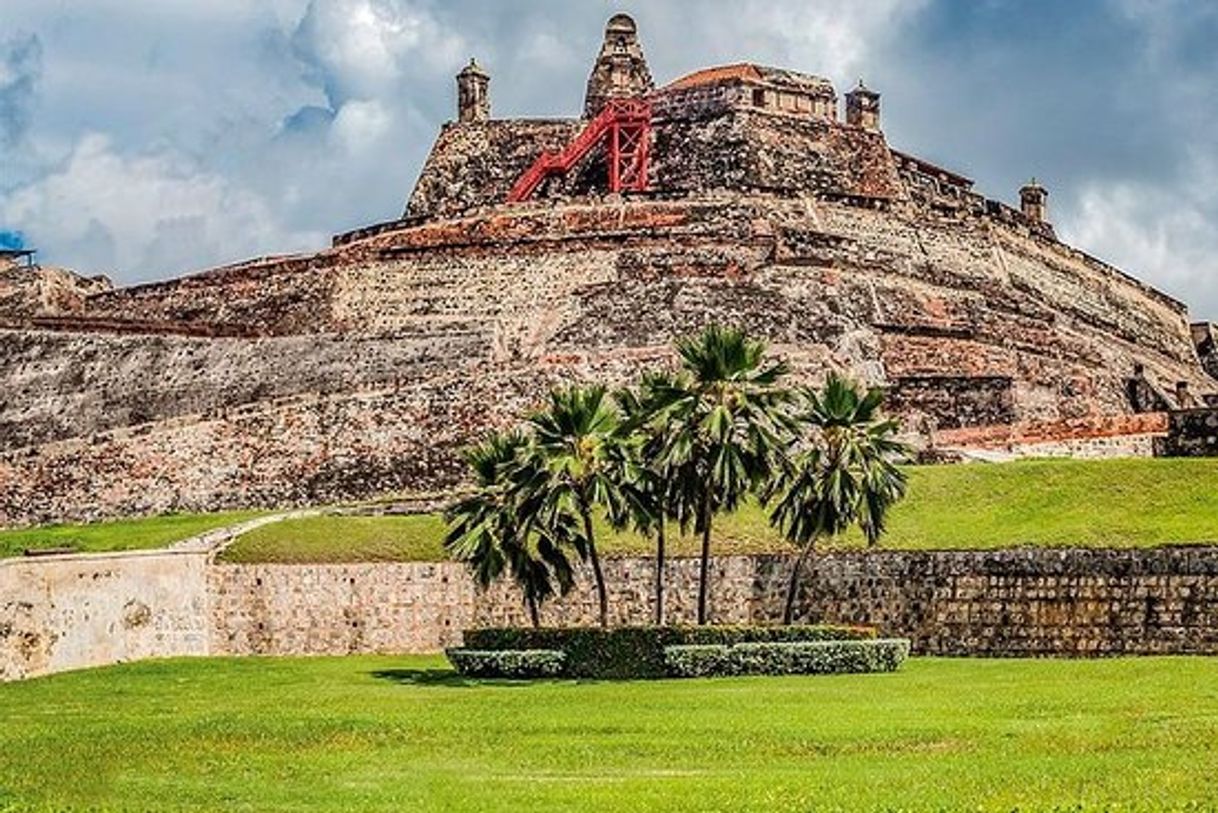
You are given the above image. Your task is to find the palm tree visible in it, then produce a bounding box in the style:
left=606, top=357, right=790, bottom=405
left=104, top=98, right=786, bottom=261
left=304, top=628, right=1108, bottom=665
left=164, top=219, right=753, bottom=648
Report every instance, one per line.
left=657, top=325, right=795, bottom=625
left=769, top=373, right=910, bottom=624
left=614, top=371, right=691, bottom=626
left=521, top=385, right=631, bottom=628
left=444, top=430, right=575, bottom=627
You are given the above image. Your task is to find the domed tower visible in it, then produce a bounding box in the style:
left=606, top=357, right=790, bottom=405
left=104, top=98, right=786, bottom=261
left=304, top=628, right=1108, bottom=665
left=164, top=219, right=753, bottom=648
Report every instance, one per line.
left=846, top=80, right=881, bottom=130
left=456, top=58, right=490, bottom=123
left=1020, top=178, right=1049, bottom=224
left=583, top=14, right=654, bottom=117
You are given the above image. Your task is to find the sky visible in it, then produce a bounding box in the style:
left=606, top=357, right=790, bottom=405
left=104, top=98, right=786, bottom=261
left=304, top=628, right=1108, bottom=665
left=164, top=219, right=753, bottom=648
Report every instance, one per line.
left=0, top=0, right=1215, bottom=320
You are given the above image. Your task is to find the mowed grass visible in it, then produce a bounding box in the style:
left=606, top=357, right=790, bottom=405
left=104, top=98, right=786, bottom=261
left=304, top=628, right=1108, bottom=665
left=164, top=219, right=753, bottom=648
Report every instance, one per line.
left=222, top=458, right=1218, bottom=563
left=2, top=656, right=1218, bottom=812
left=0, top=511, right=263, bottom=559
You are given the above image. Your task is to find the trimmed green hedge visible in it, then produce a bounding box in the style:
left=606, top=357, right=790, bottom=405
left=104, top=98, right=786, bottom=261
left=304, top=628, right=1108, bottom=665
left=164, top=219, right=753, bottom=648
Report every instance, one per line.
left=664, top=640, right=911, bottom=678
left=445, top=649, right=566, bottom=679
left=460, top=625, right=877, bottom=679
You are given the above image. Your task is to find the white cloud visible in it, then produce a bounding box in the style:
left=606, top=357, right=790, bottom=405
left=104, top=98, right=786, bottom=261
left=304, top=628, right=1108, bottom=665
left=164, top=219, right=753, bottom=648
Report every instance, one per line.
left=1, top=134, right=325, bottom=280
left=292, top=0, right=467, bottom=105
left=330, top=98, right=394, bottom=154
left=633, top=0, right=929, bottom=86
left=1058, top=150, right=1218, bottom=320
left=1111, top=0, right=1218, bottom=65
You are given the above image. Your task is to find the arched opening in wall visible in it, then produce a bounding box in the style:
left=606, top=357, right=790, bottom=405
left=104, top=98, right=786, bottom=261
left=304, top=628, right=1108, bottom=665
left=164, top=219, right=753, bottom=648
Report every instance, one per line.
left=752, top=88, right=767, bottom=108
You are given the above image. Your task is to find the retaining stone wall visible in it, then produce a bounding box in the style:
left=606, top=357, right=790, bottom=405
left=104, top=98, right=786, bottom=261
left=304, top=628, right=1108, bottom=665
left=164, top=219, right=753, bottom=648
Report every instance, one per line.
left=208, top=547, right=1218, bottom=660
left=8, top=546, right=1218, bottom=681
left=0, top=550, right=209, bottom=681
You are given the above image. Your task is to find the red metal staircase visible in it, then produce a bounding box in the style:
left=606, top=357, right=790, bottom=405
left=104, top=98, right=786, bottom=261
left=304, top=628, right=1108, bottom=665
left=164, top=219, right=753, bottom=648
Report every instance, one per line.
left=507, top=98, right=652, bottom=203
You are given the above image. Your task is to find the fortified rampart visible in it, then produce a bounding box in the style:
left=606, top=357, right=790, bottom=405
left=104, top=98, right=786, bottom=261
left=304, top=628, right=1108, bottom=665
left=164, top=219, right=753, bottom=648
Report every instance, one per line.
left=7, top=545, right=1218, bottom=681
left=0, top=15, right=1214, bottom=526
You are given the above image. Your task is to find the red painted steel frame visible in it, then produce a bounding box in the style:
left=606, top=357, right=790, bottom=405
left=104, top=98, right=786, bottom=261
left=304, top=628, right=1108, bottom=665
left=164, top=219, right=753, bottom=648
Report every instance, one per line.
left=508, top=98, right=651, bottom=202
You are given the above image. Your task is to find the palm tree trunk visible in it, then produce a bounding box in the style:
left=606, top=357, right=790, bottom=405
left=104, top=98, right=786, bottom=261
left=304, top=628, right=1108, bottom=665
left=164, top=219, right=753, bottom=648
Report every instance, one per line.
left=581, top=505, right=609, bottom=628
left=782, top=538, right=816, bottom=625
left=654, top=521, right=666, bottom=627
left=526, top=592, right=541, bottom=629
left=696, top=489, right=713, bottom=625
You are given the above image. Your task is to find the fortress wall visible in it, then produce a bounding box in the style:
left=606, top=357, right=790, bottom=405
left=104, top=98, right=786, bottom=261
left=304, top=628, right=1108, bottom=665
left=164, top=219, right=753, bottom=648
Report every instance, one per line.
left=0, top=265, right=111, bottom=319
left=80, top=253, right=343, bottom=335
left=0, top=329, right=491, bottom=450
left=406, top=108, right=903, bottom=221
left=0, top=357, right=649, bottom=527
left=208, top=562, right=476, bottom=656
left=1156, top=408, right=1218, bottom=457
left=649, top=112, right=903, bottom=199
left=0, top=200, right=1211, bottom=526
left=0, top=382, right=486, bottom=527
left=328, top=248, right=623, bottom=354
left=0, top=549, right=209, bottom=682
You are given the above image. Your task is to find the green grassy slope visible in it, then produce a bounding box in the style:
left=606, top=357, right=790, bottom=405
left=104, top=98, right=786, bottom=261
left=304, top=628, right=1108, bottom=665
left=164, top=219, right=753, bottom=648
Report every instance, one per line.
left=4, top=458, right=1215, bottom=563
left=1, top=656, right=1216, bottom=812
left=222, top=458, right=1218, bottom=563
left=0, top=511, right=264, bottom=559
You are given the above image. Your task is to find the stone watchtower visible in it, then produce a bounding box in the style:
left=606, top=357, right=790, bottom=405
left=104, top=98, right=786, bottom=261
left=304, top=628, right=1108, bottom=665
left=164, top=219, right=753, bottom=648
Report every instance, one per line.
left=583, top=14, right=654, bottom=117
left=1020, top=178, right=1049, bottom=223
left=456, top=58, right=490, bottom=123
left=846, top=80, right=881, bottom=130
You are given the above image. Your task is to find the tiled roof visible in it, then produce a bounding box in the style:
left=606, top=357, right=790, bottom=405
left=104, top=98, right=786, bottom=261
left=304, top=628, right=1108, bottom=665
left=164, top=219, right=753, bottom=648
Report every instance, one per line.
left=663, top=63, right=832, bottom=92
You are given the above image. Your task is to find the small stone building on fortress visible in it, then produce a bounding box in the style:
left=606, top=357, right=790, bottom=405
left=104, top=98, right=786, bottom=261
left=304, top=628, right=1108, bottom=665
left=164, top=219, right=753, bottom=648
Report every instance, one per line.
left=1, top=15, right=1216, bottom=527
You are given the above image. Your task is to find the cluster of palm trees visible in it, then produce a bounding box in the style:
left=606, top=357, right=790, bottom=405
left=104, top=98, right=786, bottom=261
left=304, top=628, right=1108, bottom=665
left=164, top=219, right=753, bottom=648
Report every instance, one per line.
left=445, top=325, right=910, bottom=628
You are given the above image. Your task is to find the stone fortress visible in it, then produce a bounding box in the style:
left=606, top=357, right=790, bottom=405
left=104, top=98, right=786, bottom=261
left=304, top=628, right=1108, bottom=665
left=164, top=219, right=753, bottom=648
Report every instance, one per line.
left=1, top=14, right=1216, bottom=529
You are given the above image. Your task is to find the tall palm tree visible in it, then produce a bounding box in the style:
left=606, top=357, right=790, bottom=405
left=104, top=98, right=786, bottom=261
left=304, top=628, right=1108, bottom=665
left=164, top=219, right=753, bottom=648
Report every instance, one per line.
left=768, top=373, right=910, bottom=624
left=614, top=371, right=691, bottom=626
left=521, top=385, right=630, bottom=628
left=656, top=325, right=795, bottom=625
left=444, top=430, right=575, bottom=627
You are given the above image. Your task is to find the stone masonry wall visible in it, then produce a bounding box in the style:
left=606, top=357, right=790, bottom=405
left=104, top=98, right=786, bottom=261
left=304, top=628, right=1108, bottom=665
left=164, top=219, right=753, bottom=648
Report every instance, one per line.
left=0, top=550, right=209, bottom=681
left=1156, top=408, right=1218, bottom=457
left=9, top=545, right=1218, bottom=682
left=787, top=548, right=1218, bottom=655
left=209, top=547, right=1218, bottom=660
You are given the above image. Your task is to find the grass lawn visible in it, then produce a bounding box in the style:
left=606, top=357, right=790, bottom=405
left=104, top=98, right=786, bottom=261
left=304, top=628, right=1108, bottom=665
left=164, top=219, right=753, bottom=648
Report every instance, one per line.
left=0, top=511, right=264, bottom=559
left=222, top=457, right=1218, bottom=563
left=2, top=656, right=1217, bottom=812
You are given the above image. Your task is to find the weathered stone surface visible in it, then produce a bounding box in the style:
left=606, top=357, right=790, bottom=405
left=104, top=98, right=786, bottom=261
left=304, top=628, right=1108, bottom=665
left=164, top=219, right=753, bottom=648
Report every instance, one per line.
left=0, top=549, right=209, bottom=681
left=1195, top=323, right=1218, bottom=380
left=213, top=548, right=1218, bottom=660
left=1156, top=408, right=1218, bottom=457
left=0, top=261, right=111, bottom=319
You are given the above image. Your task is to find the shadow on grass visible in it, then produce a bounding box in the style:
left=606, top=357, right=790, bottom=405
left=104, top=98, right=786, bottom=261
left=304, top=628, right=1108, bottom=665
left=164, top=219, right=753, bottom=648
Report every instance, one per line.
left=369, top=668, right=567, bottom=688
